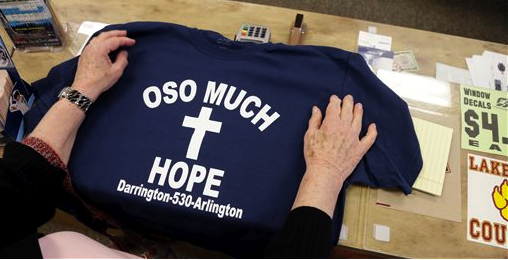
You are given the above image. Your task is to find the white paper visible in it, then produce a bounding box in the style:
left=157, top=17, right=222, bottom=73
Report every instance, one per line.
left=357, top=31, right=392, bottom=51
left=436, top=62, right=473, bottom=85
left=367, top=26, right=377, bottom=34
left=77, top=21, right=109, bottom=35
left=377, top=70, right=452, bottom=108
left=339, top=224, right=348, bottom=241
left=76, top=21, right=109, bottom=56
left=466, top=55, right=494, bottom=90
left=483, top=51, right=508, bottom=91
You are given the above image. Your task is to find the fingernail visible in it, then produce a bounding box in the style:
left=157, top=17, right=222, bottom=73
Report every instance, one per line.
left=124, top=51, right=129, bottom=58
left=372, top=123, right=376, bottom=129
left=357, top=103, right=362, bottom=109
left=312, top=106, right=318, bottom=114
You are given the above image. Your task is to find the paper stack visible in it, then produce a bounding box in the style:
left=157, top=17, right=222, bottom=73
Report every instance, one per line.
left=411, top=117, right=453, bottom=196
left=466, top=51, right=507, bottom=92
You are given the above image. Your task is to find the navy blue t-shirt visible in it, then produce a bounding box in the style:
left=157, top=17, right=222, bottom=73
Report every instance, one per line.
left=25, top=22, right=422, bottom=256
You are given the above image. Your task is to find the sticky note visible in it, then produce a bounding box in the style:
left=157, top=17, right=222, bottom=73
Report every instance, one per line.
left=373, top=224, right=390, bottom=242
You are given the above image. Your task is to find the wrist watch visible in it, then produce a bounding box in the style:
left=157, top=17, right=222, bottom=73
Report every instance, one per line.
left=58, top=86, right=93, bottom=112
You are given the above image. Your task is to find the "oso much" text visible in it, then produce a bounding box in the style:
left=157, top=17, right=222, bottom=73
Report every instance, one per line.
left=142, top=79, right=280, bottom=132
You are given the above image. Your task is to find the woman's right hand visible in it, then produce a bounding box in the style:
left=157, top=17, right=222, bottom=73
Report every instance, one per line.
left=303, top=94, right=377, bottom=187
left=292, top=94, right=377, bottom=217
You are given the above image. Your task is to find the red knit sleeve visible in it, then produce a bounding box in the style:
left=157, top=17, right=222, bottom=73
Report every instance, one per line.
left=22, top=136, right=67, bottom=172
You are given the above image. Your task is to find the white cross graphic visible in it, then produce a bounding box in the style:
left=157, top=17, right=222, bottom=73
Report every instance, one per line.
left=182, top=107, right=222, bottom=160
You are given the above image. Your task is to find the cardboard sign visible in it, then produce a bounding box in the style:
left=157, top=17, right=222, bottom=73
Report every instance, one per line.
left=460, top=85, right=508, bottom=156
left=467, top=154, right=507, bottom=249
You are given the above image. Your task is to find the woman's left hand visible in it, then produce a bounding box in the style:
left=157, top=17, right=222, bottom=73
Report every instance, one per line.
left=72, top=30, right=136, bottom=101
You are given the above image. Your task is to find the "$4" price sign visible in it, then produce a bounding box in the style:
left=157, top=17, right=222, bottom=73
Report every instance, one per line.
left=461, top=85, right=508, bottom=156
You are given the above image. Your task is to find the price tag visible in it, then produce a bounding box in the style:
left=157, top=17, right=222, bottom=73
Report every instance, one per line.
left=460, top=85, right=508, bottom=156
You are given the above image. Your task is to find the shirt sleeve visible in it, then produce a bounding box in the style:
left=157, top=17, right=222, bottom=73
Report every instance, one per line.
left=342, top=53, right=423, bottom=194
left=263, top=206, right=332, bottom=258
left=0, top=141, right=66, bottom=251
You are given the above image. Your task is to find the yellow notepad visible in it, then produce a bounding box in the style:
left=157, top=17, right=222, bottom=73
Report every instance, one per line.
left=412, top=117, right=453, bottom=196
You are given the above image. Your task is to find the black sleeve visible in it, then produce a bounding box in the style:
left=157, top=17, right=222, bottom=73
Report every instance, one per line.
left=0, top=142, right=66, bottom=254
left=264, top=206, right=333, bottom=258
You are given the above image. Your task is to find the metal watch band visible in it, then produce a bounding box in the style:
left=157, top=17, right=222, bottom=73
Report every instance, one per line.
left=58, top=87, right=93, bottom=112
